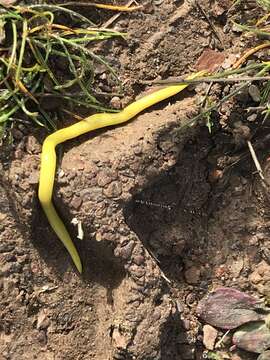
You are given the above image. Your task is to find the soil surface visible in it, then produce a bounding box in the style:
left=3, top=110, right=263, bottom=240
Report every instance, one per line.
left=1, top=0, right=270, bottom=359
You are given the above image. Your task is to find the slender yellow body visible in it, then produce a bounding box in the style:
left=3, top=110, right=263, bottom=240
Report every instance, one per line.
left=38, top=72, right=204, bottom=273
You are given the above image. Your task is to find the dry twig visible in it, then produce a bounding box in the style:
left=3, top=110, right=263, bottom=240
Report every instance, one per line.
left=102, top=0, right=139, bottom=28
left=233, top=43, right=270, bottom=69
left=247, top=140, right=267, bottom=184
left=193, top=0, right=223, bottom=46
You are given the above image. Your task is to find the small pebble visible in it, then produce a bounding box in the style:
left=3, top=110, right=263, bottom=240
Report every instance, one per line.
left=132, top=255, right=144, bottom=265
left=28, top=172, right=39, bottom=185
left=249, top=84, right=261, bottom=103
left=0, top=212, right=7, bottom=222
left=26, top=135, right=41, bottom=154
left=182, top=318, right=190, bottom=331
left=184, top=266, right=200, bottom=285
left=70, top=196, right=82, bottom=210
left=103, top=181, right=122, bottom=198
left=37, top=311, right=50, bottom=330
left=58, top=169, right=65, bottom=178
left=229, top=258, right=244, bottom=277
left=247, top=113, right=257, bottom=122
left=110, top=96, right=122, bottom=109
left=203, top=324, right=218, bottom=350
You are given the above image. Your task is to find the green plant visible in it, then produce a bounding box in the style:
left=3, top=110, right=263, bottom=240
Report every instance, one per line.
left=206, top=352, right=223, bottom=360
left=257, top=0, right=270, bottom=10
left=0, top=3, right=123, bottom=139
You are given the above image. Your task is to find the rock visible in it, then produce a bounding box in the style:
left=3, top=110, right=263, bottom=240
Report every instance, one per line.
left=26, top=136, right=41, bottom=154
left=70, top=196, right=82, bottom=210
left=203, top=324, right=218, bottom=350
left=0, top=212, right=7, bottom=221
left=80, top=187, right=103, bottom=202
left=28, top=172, right=39, bottom=185
left=229, top=258, right=244, bottom=278
left=249, top=261, right=270, bottom=285
left=110, top=96, right=122, bottom=109
left=97, top=170, right=115, bottom=187
left=133, top=144, right=143, bottom=155
left=184, top=266, right=200, bottom=284
left=233, top=321, right=270, bottom=353
left=58, top=169, right=65, bottom=178
left=112, top=327, right=128, bottom=349
left=182, top=319, right=190, bottom=330
left=115, top=241, right=135, bottom=260
left=103, top=181, right=122, bottom=198
left=249, top=85, right=261, bottom=103
left=233, top=122, right=251, bottom=147
left=249, top=261, right=270, bottom=296
left=249, top=270, right=262, bottom=284
left=247, top=113, right=257, bottom=122
left=36, top=310, right=50, bottom=330
left=133, top=255, right=144, bottom=265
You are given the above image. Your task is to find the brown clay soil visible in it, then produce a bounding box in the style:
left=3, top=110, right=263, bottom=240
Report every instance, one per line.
left=1, top=0, right=270, bottom=359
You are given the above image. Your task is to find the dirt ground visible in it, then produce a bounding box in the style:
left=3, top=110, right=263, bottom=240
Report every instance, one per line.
left=1, top=0, right=270, bottom=359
